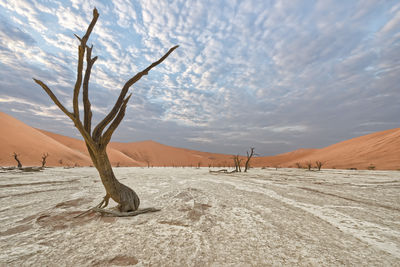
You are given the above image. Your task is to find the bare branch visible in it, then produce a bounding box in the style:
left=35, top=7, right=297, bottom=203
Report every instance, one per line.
left=74, top=34, right=82, bottom=42
left=92, top=45, right=179, bottom=141
left=101, top=94, right=132, bottom=146
left=81, top=8, right=99, bottom=45
left=73, top=8, right=100, bottom=120
left=83, top=45, right=97, bottom=133
left=33, top=79, right=74, bottom=120
left=72, top=45, right=85, bottom=118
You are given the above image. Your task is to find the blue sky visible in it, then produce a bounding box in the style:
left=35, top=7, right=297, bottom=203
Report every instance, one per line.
left=0, top=0, right=399, bottom=156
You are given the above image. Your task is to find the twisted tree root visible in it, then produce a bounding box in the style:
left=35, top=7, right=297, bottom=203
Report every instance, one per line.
left=74, top=195, right=110, bottom=218
left=91, top=207, right=160, bottom=217
left=74, top=195, right=160, bottom=218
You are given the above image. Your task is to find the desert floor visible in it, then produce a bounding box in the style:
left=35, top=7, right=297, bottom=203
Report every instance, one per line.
left=1, top=167, right=399, bottom=266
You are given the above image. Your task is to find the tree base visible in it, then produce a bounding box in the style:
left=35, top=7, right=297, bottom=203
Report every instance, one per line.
left=91, top=207, right=160, bottom=217
left=74, top=206, right=160, bottom=218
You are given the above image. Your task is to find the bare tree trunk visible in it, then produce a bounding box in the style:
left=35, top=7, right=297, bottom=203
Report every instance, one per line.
left=306, top=161, right=312, bottom=171
left=315, top=161, right=324, bottom=171
left=232, top=156, right=238, bottom=172
left=94, top=148, right=140, bottom=211
left=41, top=153, right=49, bottom=168
left=13, top=152, right=22, bottom=168
left=33, top=8, right=178, bottom=214
left=232, top=155, right=242, bottom=172
left=244, top=147, right=255, bottom=172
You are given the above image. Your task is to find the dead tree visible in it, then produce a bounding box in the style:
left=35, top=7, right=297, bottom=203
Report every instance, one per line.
left=135, top=151, right=151, bottom=168
left=305, top=161, right=312, bottom=171
left=232, top=155, right=242, bottom=172
left=41, top=153, right=49, bottom=168
left=315, top=161, right=324, bottom=171
left=142, top=154, right=151, bottom=168
left=33, top=8, right=178, bottom=215
left=244, top=147, right=255, bottom=172
left=13, top=153, right=22, bottom=168
left=232, top=156, right=237, bottom=172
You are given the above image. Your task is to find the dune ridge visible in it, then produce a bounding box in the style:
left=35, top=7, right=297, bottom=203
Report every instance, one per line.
left=0, top=111, right=399, bottom=170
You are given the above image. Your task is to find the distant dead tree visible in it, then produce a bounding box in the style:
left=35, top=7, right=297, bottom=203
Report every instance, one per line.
left=232, top=155, right=242, bottom=172
left=367, top=165, right=376, bottom=170
left=34, top=8, right=178, bottom=216
left=41, top=153, right=49, bottom=168
left=305, top=161, right=312, bottom=171
left=142, top=154, right=151, bottom=168
left=58, top=159, right=63, bottom=165
left=13, top=152, right=22, bottom=168
left=244, top=147, right=255, bottom=172
left=295, top=162, right=302, bottom=169
left=315, top=161, right=324, bottom=171
left=197, top=161, right=201, bottom=168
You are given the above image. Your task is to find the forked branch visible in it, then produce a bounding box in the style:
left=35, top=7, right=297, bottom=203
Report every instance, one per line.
left=92, top=45, right=179, bottom=141
left=73, top=7, right=100, bottom=120
left=101, top=94, right=132, bottom=146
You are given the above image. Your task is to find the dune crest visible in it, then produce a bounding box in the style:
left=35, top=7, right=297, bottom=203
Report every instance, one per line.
left=0, top=112, right=399, bottom=169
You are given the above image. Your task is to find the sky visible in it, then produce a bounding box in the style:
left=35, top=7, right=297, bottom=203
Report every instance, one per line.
left=0, top=0, right=399, bottom=156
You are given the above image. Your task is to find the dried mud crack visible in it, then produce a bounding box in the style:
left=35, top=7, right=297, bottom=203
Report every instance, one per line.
left=0, top=167, right=399, bottom=266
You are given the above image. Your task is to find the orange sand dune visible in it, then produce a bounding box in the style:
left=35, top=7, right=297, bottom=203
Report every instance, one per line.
left=0, top=112, right=232, bottom=167
left=287, top=128, right=400, bottom=170
left=254, top=128, right=400, bottom=170
left=1, top=111, right=399, bottom=169
left=38, top=129, right=144, bottom=167
left=109, top=141, right=233, bottom=167
left=253, top=148, right=317, bottom=168
left=0, top=112, right=91, bottom=167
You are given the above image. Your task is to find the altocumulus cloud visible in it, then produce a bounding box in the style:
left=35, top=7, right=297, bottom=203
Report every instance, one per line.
left=0, top=0, right=399, bottom=155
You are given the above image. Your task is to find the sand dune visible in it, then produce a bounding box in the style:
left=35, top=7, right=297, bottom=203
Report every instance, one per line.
left=0, top=112, right=231, bottom=167
left=39, top=129, right=144, bottom=167
left=0, top=111, right=398, bottom=169
left=253, top=148, right=317, bottom=168
left=289, top=128, right=400, bottom=170
left=109, top=141, right=233, bottom=167
left=0, top=112, right=91, bottom=167
left=254, top=128, right=400, bottom=170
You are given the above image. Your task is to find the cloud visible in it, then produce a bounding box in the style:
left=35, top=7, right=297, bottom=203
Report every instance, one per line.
left=0, top=0, right=399, bottom=155
left=186, top=137, right=213, bottom=144
left=263, top=125, right=308, bottom=134
left=0, top=16, right=36, bottom=46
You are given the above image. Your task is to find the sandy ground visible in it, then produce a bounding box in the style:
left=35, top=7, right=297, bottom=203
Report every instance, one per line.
left=0, top=167, right=399, bottom=266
